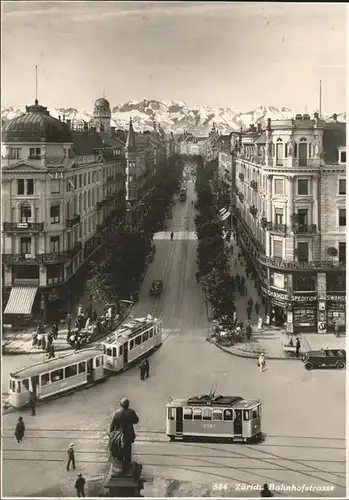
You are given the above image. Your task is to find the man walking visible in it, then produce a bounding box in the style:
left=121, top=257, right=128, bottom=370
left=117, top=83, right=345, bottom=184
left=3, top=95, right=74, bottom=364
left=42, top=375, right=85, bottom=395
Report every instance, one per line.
left=29, top=394, right=37, bottom=416
left=258, top=353, right=266, bottom=373
left=140, top=361, right=145, bottom=380
left=295, top=338, right=301, bottom=358
left=246, top=306, right=252, bottom=321
left=75, top=473, right=86, bottom=497
left=67, top=443, right=76, bottom=471
left=66, top=313, right=72, bottom=342
left=15, top=417, right=25, bottom=443
left=144, top=358, right=150, bottom=378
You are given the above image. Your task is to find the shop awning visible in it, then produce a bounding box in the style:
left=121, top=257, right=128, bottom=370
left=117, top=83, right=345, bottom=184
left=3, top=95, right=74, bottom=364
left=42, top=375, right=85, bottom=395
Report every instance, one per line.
left=4, top=287, right=38, bottom=315
left=219, top=208, right=227, bottom=216
left=221, top=210, right=231, bottom=221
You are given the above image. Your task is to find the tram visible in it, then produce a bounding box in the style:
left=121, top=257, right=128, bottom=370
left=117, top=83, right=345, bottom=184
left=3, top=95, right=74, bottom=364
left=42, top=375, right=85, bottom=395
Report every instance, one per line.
left=166, top=393, right=262, bottom=443
left=102, top=315, right=162, bottom=372
left=8, top=348, right=105, bottom=408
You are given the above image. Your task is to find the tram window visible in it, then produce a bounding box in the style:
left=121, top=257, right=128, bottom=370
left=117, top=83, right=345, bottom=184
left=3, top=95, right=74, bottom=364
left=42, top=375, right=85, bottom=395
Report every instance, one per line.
left=252, top=409, right=258, bottom=420
left=106, top=348, right=112, bottom=356
left=96, top=357, right=101, bottom=368
left=119, top=345, right=123, bottom=356
left=212, top=410, right=223, bottom=421
left=65, top=365, right=78, bottom=378
left=130, top=340, right=135, bottom=350
left=202, top=408, right=212, bottom=420
left=22, top=379, right=30, bottom=391
left=103, top=345, right=106, bottom=354
left=168, top=408, right=175, bottom=420
left=183, top=408, right=193, bottom=420
left=224, top=409, right=233, bottom=421
left=149, top=328, right=154, bottom=338
left=135, top=335, right=142, bottom=346
left=41, top=373, right=50, bottom=386
left=143, top=331, right=149, bottom=342
left=51, top=369, right=63, bottom=382
left=243, top=410, right=250, bottom=421
left=112, top=348, right=117, bottom=357
left=193, top=408, right=202, bottom=420
left=78, top=362, right=86, bottom=374
left=16, top=381, right=21, bottom=393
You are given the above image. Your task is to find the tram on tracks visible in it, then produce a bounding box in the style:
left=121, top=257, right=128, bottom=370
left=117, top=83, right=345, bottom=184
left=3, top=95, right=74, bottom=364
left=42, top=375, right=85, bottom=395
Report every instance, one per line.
left=102, top=315, right=162, bottom=372
left=8, top=348, right=105, bottom=408
left=166, top=392, right=262, bottom=443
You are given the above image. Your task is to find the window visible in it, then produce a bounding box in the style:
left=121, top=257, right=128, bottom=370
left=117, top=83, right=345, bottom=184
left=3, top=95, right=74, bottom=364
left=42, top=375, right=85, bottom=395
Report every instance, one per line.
left=84, top=173, right=87, bottom=186
left=51, top=179, right=60, bottom=194
left=50, top=205, right=60, bottom=224
left=29, top=147, right=41, bottom=158
left=79, top=174, right=82, bottom=188
left=168, top=407, right=175, bottom=420
left=22, top=379, right=30, bottom=391
left=297, top=209, right=308, bottom=226
left=41, top=373, right=50, bottom=386
left=243, top=410, right=250, bottom=421
left=275, top=208, right=283, bottom=225
left=119, top=345, right=123, bottom=356
left=95, top=357, right=101, bottom=368
left=143, top=331, right=149, bottom=342
left=183, top=408, right=192, bottom=420
left=51, top=369, right=63, bottom=382
left=297, top=179, right=309, bottom=195
left=193, top=408, right=202, bottom=420
left=47, top=264, right=64, bottom=284
left=17, top=179, right=25, bottom=195
left=130, top=339, right=135, bottom=350
left=274, top=179, right=284, bottom=195
left=202, top=408, right=212, bottom=420
left=20, top=204, right=32, bottom=222
left=135, top=335, right=142, bottom=346
left=340, top=151, right=346, bottom=163
left=20, top=237, right=31, bottom=254
left=106, top=347, right=112, bottom=356
left=339, top=208, right=346, bottom=227
left=339, top=242, right=346, bottom=264
left=83, top=192, right=87, bottom=211
left=212, top=409, right=223, bottom=421
left=78, top=362, right=86, bottom=374
left=339, top=179, right=346, bottom=195
left=27, top=179, right=34, bottom=195
left=252, top=409, right=258, bottom=419
left=149, top=328, right=154, bottom=338
left=88, top=172, right=91, bottom=184
left=296, top=242, right=309, bottom=262
left=326, top=273, right=346, bottom=292
left=50, top=236, right=60, bottom=253
left=294, top=275, right=316, bottom=292
left=270, top=272, right=285, bottom=289
left=224, top=409, right=233, bottom=421
left=10, top=147, right=21, bottom=159
left=65, top=365, right=78, bottom=378
left=273, top=239, right=283, bottom=259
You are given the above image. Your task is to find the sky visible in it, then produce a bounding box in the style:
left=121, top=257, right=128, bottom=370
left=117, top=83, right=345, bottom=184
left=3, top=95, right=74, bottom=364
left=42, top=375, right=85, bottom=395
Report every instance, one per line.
left=1, top=2, right=347, bottom=113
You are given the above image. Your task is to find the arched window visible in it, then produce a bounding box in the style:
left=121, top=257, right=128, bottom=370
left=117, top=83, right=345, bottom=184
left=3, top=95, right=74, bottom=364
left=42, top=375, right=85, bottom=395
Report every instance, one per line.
left=88, top=190, right=91, bottom=208
left=78, top=194, right=82, bottom=213
left=300, top=137, right=307, bottom=142
left=20, top=203, right=32, bottom=222
left=83, top=192, right=87, bottom=211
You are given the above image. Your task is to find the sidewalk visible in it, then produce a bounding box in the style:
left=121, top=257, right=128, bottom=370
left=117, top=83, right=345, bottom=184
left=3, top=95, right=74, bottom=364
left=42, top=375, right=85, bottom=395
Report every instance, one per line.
left=2, top=328, right=72, bottom=355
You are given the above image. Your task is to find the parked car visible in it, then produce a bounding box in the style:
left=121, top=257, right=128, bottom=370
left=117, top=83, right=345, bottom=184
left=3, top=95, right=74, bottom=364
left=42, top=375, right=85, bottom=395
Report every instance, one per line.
left=302, top=349, right=346, bottom=370
left=149, top=280, right=163, bottom=297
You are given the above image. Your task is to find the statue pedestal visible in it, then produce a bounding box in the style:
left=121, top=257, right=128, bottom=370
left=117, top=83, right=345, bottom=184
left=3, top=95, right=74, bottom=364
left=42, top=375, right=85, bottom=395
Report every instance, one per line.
left=104, top=459, right=145, bottom=497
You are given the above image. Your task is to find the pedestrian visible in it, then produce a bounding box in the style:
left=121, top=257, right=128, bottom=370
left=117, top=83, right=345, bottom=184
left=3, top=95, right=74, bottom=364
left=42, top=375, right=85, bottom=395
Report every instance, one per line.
left=15, top=417, right=25, bottom=443
left=52, top=322, right=59, bottom=340
left=246, top=306, right=252, bottom=321
left=140, top=361, right=145, bottom=381
left=48, top=344, right=55, bottom=359
left=257, top=315, right=263, bottom=331
left=236, top=274, right=240, bottom=286
left=67, top=443, right=76, bottom=471
left=255, top=302, right=260, bottom=316
left=41, top=335, right=46, bottom=352
left=75, top=337, right=82, bottom=351
left=258, top=353, right=266, bottom=373
left=260, top=484, right=273, bottom=497
left=37, top=331, right=43, bottom=349
left=246, top=322, right=252, bottom=340
left=47, top=332, right=53, bottom=346
left=241, top=275, right=245, bottom=287
left=75, top=473, right=86, bottom=497
left=248, top=297, right=254, bottom=308
left=29, top=394, right=37, bottom=416
left=245, top=267, right=249, bottom=278
left=295, top=337, right=301, bottom=358
left=334, top=321, right=340, bottom=337
left=144, top=357, right=150, bottom=378
left=32, top=331, right=38, bottom=348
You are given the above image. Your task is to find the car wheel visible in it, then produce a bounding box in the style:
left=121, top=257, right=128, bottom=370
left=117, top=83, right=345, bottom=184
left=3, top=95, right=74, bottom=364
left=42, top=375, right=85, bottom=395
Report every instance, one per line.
left=336, top=361, right=346, bottom=370
left=305, top=362, right=314, bottom=371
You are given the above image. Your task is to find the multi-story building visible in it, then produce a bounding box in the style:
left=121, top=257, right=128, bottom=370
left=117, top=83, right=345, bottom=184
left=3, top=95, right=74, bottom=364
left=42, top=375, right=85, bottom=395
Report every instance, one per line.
left=179, top=131, right=201, bottom=156
left=2, top=97, right=126, bottom=322
left=234, top=114, right=346, bottom=334
left=125, top=119, right=167, bottom=228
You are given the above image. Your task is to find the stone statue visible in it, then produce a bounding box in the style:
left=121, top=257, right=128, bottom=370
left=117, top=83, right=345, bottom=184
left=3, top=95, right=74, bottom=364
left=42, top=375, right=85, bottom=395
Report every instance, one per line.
left=287, top=138, right=294, bottom=156
left=109, top=398, right=139, bottom=473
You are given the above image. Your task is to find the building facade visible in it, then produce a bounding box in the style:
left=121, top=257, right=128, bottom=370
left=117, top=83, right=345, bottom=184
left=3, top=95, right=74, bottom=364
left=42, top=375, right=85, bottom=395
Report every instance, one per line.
left=2, top=98, right=126, bottom=321
left=234, top=114, right=346, bottom=334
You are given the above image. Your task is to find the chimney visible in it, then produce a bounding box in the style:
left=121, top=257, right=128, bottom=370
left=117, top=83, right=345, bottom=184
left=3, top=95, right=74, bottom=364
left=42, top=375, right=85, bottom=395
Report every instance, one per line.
left=333, top=113, right=338, bottom=122
left=257, top=123, right=262, bottom=133
left=267, top=118, right=271, bottom=130
left=58, top=115, right=61, bottom=121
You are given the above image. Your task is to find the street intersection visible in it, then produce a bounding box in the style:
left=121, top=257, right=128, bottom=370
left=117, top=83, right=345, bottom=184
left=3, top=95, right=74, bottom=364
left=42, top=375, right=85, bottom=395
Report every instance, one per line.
left=2, top=176, right=346, bottom=497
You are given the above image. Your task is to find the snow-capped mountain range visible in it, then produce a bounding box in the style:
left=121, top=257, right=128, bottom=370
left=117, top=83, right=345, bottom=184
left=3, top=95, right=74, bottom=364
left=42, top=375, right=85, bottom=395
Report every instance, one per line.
left=1, top=100, right=346, bottom=136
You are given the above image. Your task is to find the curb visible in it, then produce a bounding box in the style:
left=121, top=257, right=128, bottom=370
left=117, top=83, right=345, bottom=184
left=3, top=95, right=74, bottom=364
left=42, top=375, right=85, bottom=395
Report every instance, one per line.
left=212, top=340, right=299, bottom=361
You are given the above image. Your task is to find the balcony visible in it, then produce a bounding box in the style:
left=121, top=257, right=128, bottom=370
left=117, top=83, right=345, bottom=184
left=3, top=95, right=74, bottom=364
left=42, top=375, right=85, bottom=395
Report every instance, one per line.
left=3, top=253, right=41, bottom=265
left=65, top=214, right=81, bottom=227
left=293, top=224, right=317, bottom=235
left=28, top=155, right=41, bottom=160
left=3, top=222, right=44, bottom=233
left=258, top=255, right=345, bottom=271
left=267, top=222, right=287, bottom=234
left=2, top=243, right=82, bottom=266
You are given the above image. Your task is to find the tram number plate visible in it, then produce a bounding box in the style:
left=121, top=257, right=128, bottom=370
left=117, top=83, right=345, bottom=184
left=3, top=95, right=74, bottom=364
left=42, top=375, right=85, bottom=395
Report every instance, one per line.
left=203, top=424, right=214, bottom=429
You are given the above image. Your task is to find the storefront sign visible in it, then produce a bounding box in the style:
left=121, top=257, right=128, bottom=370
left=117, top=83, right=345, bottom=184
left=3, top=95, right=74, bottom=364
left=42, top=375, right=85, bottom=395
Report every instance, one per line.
left=318, top=322, right=326, bottom=333
left=318, top=301, right=326, bottom=311
left=326, top=295, right=346, bottom=303
left=261, top=287, right=287, bottom=301
left=273, top=273, right=285, bottom=290
left=291, top=295, right=317, bottom=303
left=287, top=311, right=293, bottom=324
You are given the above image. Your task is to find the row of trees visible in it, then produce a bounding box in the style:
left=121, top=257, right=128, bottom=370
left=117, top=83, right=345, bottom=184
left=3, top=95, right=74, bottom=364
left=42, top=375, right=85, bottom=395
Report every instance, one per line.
left=85, top=157, right=183, bottom=311
left=195, top=159, right=235, bottom=329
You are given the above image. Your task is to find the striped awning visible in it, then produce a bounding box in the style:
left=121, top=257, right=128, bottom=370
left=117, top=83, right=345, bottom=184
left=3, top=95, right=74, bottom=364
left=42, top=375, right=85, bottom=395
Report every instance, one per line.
left=4, top=287, right=38, bottom=315
left=221, top=210, right=231, bottom=221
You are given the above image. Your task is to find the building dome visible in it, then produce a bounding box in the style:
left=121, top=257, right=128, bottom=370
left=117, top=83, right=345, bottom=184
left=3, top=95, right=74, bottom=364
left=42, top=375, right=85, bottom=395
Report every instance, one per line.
left=2, top=100, right=72, bottom=143
left=95, top=97, right=110, bottom=108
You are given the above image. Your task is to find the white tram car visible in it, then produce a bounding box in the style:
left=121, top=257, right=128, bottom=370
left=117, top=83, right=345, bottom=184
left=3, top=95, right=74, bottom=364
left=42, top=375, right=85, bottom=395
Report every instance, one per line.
left=8, top=348, right=105, bottom=408
left=102, top=315, right=162, bottom=372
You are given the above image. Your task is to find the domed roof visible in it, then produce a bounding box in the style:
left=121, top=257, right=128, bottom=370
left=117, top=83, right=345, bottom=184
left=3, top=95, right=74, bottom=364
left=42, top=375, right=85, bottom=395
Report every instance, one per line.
left=95, top=97, right=110, bottom=108
left=3, top=100, right=72, bottom=143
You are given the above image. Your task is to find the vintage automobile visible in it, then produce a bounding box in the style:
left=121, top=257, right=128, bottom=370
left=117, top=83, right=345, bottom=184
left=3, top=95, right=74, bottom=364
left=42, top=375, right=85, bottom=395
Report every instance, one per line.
left=302, top=349, right=346, bottom=370
left=149, top=280, right=163, bottom=297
